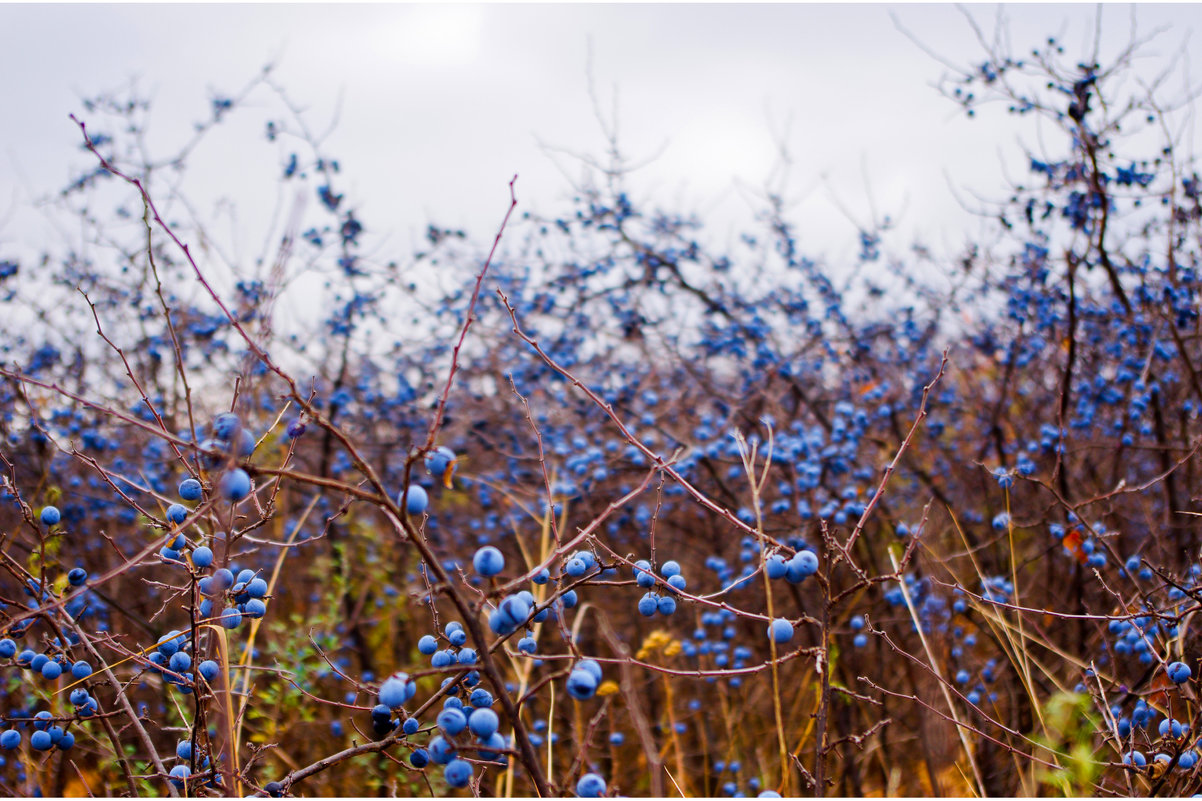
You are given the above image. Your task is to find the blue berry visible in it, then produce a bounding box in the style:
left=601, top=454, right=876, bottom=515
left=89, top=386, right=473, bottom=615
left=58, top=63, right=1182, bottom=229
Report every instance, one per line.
left=402, top=484, right=428, bottom=515
left=205, top=567, right=233, bottom=594
left=444, top=758, right=473, bottom=788
left=169, top=764, right=190, bottom=787
left=498, top=595, right=531, bottom=626
left=567, top=668, right=598, bottom=700
left=426, top=447, right=457, bottom=482
left=473, top=546, right=505, bottom=577
left=159, top=630, right=185, bottom=655
left=468, top=707, right=499, bottom=738
left=786, top=550, right=819, bottom=583
left=436, top=707, right=467, bottom=735
left=199, top=438, right=226, bottom=469
left=189, top=546, right=213, bottom=569
left=765, top=554, right=788, bottom=580
left=40, top=506, right=61, bottom=527
left=428, top=735, right=456, bottom=764
left=577, top=659, right=603, bottom=682
left=179, top=479, right=203, bottom=501
left=634, top=560, right=656, bottom=588
left=370, top=704, right=396, bottom=738
left=1168, top=661, right=1192, bottom=684
left=212, top=412, right=241, bottom=440
left=220, top=469, right=251, bottom=502
left=477, top=731, right=506, bottom=760
left=379, top=673, right=414, bottom=708
left=767, top=618, right=794, bottom=644
left=577, top=773, right=607, bottom=797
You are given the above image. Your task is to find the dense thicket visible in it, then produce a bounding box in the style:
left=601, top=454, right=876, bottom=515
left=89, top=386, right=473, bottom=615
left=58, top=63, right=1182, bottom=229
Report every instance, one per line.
left=0, top=20, right=1200, bottom=798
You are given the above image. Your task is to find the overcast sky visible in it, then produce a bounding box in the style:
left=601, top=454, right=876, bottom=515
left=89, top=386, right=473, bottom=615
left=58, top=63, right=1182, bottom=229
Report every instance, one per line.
left=2, top=3, right=1200, bottom=275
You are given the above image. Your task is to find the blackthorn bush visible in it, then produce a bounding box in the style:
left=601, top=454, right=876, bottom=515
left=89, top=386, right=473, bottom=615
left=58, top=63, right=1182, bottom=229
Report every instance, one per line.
left=0, top=14, right=1200, bottom=799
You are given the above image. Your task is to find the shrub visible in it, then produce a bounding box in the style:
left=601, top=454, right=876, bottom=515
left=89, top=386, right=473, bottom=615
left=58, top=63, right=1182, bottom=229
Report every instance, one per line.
left=0, top=13, right=1199, bottom=798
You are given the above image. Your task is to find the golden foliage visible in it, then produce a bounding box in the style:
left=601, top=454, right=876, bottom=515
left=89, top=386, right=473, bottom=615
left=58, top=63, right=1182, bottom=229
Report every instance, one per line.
left=636, top=629, right=679, bottom=661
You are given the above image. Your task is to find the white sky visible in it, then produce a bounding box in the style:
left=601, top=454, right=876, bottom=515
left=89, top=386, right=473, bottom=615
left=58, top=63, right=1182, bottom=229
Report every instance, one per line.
left=2, top=3, right=1201, bottom=275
